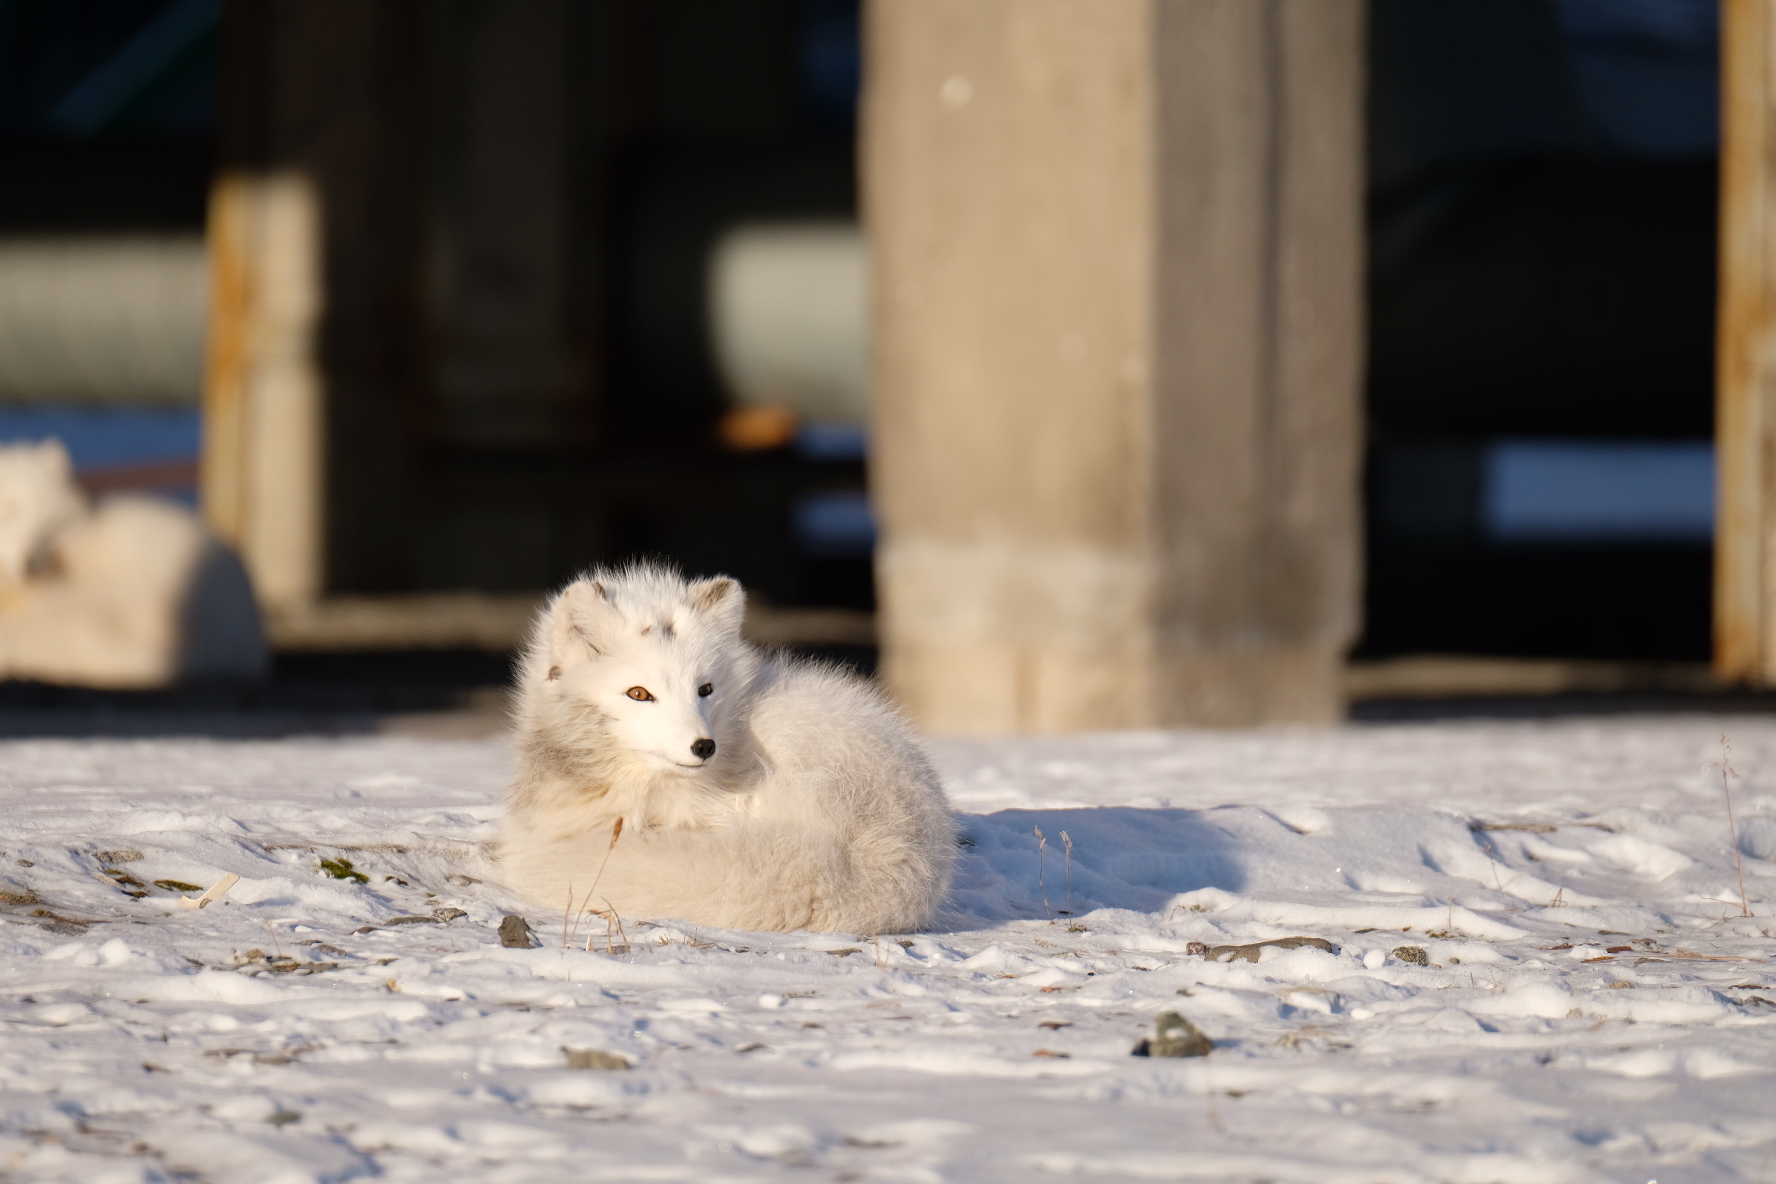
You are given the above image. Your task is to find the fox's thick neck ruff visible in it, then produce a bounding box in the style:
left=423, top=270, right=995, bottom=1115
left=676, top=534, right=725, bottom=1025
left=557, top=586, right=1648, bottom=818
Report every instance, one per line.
left=513, top=697, right=763, bottom=833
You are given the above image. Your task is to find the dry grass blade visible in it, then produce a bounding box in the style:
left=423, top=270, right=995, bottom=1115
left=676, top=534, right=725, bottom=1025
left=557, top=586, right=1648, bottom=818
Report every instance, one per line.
left=1060, top=830, right=1074, bottom=915
left=1717, top=736, right=1752, bottom=918
left=600, top=898, right=629, bottom=955
left=568, top=817, right=627, bottom=947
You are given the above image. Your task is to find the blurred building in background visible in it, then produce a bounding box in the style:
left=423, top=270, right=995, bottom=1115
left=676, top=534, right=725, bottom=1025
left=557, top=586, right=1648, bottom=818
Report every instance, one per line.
left=1365, top=0, right=1720, bottom=664
left=0, top=0, right=1767, bottom=730
left=202, top=0, right=877, bottom=652
left=0, top=0, right=214, bottom=495
left=0, top=0, right=877, bottom=652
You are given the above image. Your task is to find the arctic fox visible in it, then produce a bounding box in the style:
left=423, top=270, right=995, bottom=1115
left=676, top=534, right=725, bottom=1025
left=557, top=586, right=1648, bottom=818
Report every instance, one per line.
left=0, top=439, right=265, bottom=687
left=498, top=565, right=956, bottom=934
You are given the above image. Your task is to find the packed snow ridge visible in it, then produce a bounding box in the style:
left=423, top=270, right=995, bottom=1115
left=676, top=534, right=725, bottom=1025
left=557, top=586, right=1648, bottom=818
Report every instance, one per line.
left=2, top=716, right=1775, bottom=1183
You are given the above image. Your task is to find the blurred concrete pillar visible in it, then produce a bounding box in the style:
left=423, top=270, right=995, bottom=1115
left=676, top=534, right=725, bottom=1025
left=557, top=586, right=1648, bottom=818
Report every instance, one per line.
left=1719, top=0, right=1776, bottom=683
left=866, top=0, right=1365, bottom=732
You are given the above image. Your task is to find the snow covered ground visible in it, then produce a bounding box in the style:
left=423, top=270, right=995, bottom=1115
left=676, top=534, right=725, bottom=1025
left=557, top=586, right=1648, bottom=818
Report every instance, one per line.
left=2, top=715, right=1775, bottom=1182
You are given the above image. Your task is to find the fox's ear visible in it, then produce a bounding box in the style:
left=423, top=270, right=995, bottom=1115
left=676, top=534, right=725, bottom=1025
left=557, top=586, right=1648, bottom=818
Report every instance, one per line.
left=545, top=579, right=622, bottom=668
left=686, top=576, right=744, bottom=636
left=31, top=439, right=73, bottom=482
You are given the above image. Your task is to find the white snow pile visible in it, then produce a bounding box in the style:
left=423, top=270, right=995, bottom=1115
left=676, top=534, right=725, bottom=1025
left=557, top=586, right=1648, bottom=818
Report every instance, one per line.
left=1, top=716, right=1775, bottom=1183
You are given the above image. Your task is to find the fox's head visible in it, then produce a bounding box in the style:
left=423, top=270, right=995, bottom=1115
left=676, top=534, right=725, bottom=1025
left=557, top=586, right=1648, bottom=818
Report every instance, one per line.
left=527, top=567, right=752, bottom=777
left=0, top=439, right=83, bottom=583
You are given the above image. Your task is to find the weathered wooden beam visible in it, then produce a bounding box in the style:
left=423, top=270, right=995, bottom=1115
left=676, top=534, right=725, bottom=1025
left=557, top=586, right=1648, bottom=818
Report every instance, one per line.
left=1718, top=0, right=1776, bottom=682
left=203, top=171, right=324, bottom=612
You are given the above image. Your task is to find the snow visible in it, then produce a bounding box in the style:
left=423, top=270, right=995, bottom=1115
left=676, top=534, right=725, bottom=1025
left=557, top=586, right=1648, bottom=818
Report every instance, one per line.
left=2, top=716, right=1775, bottom=1182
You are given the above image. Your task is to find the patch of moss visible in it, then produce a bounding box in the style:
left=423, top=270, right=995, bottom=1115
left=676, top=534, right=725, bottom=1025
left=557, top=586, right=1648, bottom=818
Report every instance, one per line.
left=318, top=857, right=368, bottom=885
left=153, top=879, right=204, bottom=893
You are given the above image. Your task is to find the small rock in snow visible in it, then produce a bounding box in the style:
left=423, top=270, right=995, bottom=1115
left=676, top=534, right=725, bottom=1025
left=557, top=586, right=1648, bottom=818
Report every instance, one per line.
left=1132, top=1012, right=1212, bottom=1058
left=1203, top=936, right=1335, bottom=963
left=0, top=878, right=37, bottom=905
left=563, top=1048, right=630, bottom=1071
left=1393, top=945, right=1429, bottom=966
left=498, top=914, right=539, bottom=948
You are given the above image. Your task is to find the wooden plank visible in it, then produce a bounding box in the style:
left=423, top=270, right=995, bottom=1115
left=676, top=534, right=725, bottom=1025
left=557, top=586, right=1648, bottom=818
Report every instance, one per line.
left=201, top=171, right=324, bottom=612
left=1345, top=656, right=1720, bottom=700
left=263, top=594, right=874, bottom=653
left=1718, top=0, right=1776, bottom=682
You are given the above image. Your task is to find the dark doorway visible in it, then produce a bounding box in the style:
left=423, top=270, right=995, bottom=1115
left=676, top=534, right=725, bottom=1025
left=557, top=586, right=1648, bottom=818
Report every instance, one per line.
left=1361, top=0, right=1719, bottom=661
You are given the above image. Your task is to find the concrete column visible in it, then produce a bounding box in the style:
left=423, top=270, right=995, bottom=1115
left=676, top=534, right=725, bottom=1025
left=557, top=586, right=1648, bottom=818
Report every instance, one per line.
left=865, top=0, right=1365, bottom=732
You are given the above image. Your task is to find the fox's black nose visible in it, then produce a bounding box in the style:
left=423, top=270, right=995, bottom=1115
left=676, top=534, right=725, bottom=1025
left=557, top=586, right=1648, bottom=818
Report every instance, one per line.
left=691, top=738, right=716, bottom=760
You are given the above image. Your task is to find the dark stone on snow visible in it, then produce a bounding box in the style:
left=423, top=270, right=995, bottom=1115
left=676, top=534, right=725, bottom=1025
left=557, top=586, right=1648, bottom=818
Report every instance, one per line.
left=1198, top=936, right=1336, bottom=963
left=1132, top=1012, right=1212, bottom=1058
left=563, top=1047, right=630, bottom=1070
left=499, top=914, right=539, bottom=948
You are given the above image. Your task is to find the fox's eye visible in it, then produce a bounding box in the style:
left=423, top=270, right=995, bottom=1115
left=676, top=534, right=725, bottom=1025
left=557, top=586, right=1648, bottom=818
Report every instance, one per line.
left=698, top=683, right=713, bottom=697
left=626, top=686, right=654, bottom=702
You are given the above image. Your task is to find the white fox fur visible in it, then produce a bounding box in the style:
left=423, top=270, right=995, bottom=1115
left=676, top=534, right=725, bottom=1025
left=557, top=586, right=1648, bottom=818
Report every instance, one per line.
left=0, top=439, right=82, bottom=582
left=0, top=439, right=266, bottom=687
left=499, top=565, right=957, bottom=934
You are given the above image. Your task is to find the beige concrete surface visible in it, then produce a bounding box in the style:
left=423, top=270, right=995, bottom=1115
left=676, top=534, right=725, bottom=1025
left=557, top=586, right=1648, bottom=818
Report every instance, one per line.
left=866, top=0, right=1366, bottom=733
